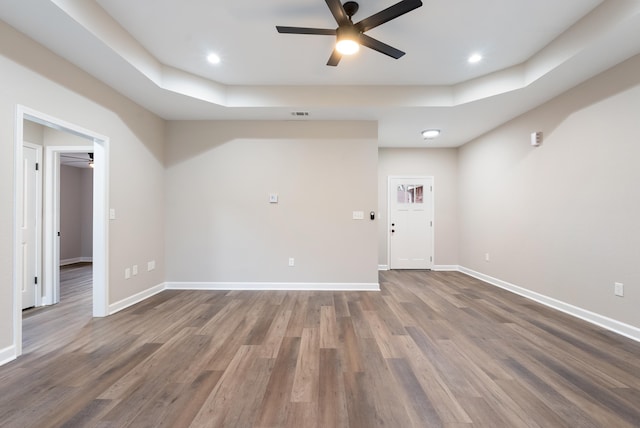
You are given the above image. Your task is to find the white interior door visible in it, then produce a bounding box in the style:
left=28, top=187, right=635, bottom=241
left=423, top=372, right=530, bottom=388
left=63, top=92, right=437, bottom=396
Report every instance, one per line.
left=388, top=177, right=433, bottom=269
left=21, top=144, right=41, bottom=309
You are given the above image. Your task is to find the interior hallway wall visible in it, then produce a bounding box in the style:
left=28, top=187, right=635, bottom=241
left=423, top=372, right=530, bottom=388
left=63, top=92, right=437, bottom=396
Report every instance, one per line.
left=59, top=164, right=93, bottom=264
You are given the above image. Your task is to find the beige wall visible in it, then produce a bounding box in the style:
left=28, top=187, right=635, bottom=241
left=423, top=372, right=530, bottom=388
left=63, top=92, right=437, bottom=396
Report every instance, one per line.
left=165, top=120, right=379, bottom=285
left=458, top=54, right=640, bottom=329
left=23, top=120, right=44, bottom=144
left=60, top=165, right=93, bottom=262
left=378, top=148, right=459, bottom=268
left=0, top=21, right=165, bottom=351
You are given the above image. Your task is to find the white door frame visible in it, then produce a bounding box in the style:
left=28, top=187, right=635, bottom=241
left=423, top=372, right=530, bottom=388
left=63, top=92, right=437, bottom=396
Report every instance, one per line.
left=13, top=105, right=110, bottom=358
left=44, top=145, right=94, bottom=306
left=387, top=175, right=434, bottom=269
left=21, top=142, right=43, bottom=308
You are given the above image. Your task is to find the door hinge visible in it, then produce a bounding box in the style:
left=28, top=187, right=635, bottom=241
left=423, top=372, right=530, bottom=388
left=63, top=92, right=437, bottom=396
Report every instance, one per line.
left=35, top=162, right=39, bottom=171
left=430, top=256, right=433, bottom=262
left=430, top=221, right=433, bottom=227
left=34, top=276, right=38, bottom=285
left=430, top=185, right=432, bottom=192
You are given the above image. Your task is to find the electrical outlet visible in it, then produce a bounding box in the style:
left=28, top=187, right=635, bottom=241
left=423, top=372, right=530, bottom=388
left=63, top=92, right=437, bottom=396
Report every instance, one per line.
left=614, top=282, right=624, bottom=297
left=147, top=260, right=156, bottom=271
left=125, top=267, right=131, bottom=279
left=288, top=257, right=295, bottom=267
left=132, top=265, right=138, bottom=276
left=485, top=253, right=490, bottom=262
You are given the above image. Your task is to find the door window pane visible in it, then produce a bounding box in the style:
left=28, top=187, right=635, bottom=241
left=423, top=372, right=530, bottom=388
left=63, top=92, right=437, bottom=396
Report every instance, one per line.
left=397, top=184, right=424, bottom=204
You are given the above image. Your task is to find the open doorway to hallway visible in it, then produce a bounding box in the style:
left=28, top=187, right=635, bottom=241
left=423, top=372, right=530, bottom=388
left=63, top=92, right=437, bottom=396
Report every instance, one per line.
left=20, top=124, right=95, bottom=352
left=14, top=106, right=109, bottom=359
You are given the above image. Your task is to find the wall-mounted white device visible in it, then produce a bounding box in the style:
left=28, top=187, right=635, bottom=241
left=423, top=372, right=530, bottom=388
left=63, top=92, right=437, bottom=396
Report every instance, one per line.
left=531, top=131, right=543, bottom=147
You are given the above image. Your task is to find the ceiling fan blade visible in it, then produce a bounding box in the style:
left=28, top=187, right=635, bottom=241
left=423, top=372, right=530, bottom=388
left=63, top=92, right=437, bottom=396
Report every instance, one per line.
left=61, top=154, right=90, bottom=161
left=359, top=34, right=405, bottom=59
left=355, top=0, right=423, bottom=33
left=325, top=0, right=350, bottom=26
left=327, top=49, right=342, bottom=66
left=276, top=26, right=336, bottom=35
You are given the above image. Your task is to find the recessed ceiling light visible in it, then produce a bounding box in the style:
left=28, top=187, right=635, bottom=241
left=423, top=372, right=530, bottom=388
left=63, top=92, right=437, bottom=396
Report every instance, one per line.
left=207, top=53, right=221, bottom=64
left=421, top=129, right=441, bottom=139
left=468, top=53, right=482, bottom=64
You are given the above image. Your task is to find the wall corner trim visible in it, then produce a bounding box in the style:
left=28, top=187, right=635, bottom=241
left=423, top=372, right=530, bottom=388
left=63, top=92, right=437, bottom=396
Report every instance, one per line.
left=166, top=282, right=380, bottom=291
left=0, top=345, right=17, bottom=367
left=458, top=266, right=640, bottom=343
left=108, top=283, right=166, bottom=315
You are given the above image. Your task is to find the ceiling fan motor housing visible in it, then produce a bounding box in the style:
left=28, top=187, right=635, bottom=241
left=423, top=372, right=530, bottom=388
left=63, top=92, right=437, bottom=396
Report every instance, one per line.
left=337, top=25, right=360, bottom=41
left=343, top=1, right=359, bottom=18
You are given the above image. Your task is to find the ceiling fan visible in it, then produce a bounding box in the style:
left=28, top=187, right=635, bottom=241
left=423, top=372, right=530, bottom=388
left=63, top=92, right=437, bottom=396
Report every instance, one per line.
left=276, top=0, right=423, bottom=66
left=60, top=153, right=94, bottom=168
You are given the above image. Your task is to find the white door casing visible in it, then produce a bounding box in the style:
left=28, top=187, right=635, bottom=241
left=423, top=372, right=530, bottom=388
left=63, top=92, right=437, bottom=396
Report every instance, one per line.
left=45, top=146, right=94, bottom=305
left=21, top=143, right=42, bottom=309
left=13, top=105, right=110, bottom=360
left=388, top=176, right=434, bottom=269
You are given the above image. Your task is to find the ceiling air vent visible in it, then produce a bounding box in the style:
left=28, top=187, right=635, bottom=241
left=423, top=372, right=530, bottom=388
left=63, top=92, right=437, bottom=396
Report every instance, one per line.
left=291, top=111, right=310, bottom=117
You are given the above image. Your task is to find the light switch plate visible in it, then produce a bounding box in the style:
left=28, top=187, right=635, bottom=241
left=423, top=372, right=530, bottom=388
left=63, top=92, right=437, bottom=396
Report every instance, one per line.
left=269, top=194, right=278, bottom=203
left=352, top=211, right=364, bottom=220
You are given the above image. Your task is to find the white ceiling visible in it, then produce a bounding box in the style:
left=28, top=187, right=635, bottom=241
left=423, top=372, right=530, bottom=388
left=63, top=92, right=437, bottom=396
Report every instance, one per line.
left=2, top=0, right=640, bottom=147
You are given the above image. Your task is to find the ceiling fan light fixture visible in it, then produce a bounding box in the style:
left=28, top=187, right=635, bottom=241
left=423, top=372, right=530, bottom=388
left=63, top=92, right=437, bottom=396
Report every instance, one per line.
left=336, top=39, right=360, bottom=55
left=336, top=27, right=360, bottom=55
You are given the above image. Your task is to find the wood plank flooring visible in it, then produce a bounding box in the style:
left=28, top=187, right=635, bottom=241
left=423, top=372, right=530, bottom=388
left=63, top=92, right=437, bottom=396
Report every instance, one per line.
left=2, top=265, right=639, bottom=427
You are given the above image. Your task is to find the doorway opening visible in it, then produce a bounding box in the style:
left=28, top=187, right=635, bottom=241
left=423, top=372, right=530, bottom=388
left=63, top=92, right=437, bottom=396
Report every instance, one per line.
left=13, top=105, right=109, bottom=358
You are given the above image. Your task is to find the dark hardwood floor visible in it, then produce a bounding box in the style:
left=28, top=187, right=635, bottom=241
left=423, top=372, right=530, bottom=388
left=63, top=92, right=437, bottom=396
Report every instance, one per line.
left=2, top=265, right=639, bottom=427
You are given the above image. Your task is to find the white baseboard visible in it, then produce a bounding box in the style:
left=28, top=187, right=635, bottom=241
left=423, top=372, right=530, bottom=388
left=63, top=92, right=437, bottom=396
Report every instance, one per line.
left=433, top=265, right=459, bottom=271
left=459, top=266, right=640, bottom=343
left=60, top=257, right=93, bottom=266
left=108, top=283, right=166, bottom=315
left=379, top=265, right=459, bottom=272
left=0, top=345, right=17, bottom=367
left=166, top=282, right=380, bottom=291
